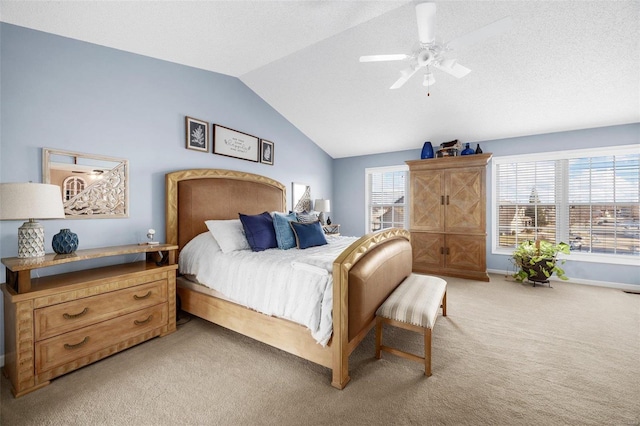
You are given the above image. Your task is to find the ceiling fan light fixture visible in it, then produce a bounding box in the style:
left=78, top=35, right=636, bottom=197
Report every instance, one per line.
left=417, top=50, right=434, bottom=67
left=423, top=72, right=436, bottom=86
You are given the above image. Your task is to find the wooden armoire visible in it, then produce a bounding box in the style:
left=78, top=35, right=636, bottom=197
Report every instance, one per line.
left=406, top=153, right=492, bottom=281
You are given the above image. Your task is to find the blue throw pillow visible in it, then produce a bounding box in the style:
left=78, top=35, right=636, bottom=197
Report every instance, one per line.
left=290, top=220, right=328, bottom=249
left=239, top=212, right=277, bottom=252
left=273, top=212, right=298, bottom=250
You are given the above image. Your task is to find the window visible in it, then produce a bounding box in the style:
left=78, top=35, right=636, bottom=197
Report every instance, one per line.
left=365, top=165, right=408, bottom=233
left=492, top=145, right=639, bottom=264
left=63, top=176, right=86, bottom=201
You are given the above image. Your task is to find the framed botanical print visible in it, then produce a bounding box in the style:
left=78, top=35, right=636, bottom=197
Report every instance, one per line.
left=260, top=139, right=274, bottom=165
left=186, top=117, right=209, bottom=152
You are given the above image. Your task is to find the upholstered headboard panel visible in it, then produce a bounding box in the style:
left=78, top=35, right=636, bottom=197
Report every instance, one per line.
left=166, top=169, right=286, bottom=251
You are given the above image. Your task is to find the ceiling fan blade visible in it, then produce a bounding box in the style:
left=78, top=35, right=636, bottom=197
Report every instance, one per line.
left=415, top=2, right=437, bottom=44
left=434, top=59, right=471, bottom=78
left=446, top=16, right=512, bottom=51
left=359, top=54, right=411, bottom=63
left=390, top=66, right=418, bottom=89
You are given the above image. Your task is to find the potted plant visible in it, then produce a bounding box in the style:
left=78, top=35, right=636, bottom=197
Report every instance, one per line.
left=512, top=239, right=570, bottom=284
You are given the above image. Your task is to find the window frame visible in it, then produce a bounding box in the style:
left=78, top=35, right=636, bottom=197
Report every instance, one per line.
left=491, top=144, right=639, bottom=266
left=364, top=165, right=409, bottom=234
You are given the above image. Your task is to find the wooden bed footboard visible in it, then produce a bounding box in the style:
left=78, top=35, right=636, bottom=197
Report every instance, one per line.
left=330, top=228, right=412, bottom=389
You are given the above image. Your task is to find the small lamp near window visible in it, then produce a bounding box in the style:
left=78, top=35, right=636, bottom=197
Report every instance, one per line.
left=314, top=199, right=331, bottom=225
left=0, top=183, right=65, bottom=258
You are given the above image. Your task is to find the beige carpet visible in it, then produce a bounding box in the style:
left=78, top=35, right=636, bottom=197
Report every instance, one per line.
left=2, top=274, right=639, bottom=425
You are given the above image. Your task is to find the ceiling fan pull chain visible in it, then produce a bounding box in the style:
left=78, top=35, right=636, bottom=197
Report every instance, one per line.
left=424, top=67, right=431, bottom=96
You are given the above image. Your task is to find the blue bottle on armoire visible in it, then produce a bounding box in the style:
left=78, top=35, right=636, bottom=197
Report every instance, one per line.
left=461, top=143, right=475, bottom=155
left=420, top=141, right=434, bottom=159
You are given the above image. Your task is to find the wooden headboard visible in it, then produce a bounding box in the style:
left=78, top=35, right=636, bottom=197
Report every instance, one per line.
left=165, top=169, right=286, bottom=251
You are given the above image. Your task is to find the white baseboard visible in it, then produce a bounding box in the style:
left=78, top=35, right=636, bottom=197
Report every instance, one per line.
left=488, top=268, right=639, bottom=292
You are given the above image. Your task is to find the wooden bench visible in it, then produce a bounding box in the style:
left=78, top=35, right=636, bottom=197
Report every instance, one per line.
left=375, top=274, right=447, bottom=376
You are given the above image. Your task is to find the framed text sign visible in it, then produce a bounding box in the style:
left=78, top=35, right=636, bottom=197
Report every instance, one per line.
left=213, top=125, right=259, bottom=162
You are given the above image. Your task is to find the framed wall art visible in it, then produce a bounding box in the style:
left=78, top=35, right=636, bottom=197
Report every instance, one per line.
left=260, top=139, right=274, bottom=165
left=185, top=116, right=209, bottom=152
left=43, top=148, right=129, bottom=218
left=213, top=124, right=259, bottom=162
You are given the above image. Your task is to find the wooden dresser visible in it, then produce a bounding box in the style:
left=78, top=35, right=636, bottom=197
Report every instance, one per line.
left=407, top=154, right=492, bottom=281
left=1, top=244, right=178, bottom=397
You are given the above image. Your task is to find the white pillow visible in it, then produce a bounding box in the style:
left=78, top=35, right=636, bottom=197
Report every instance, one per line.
left=205, top=219, right=251, bottom=253
left=179, top=232, right=221, bottom=275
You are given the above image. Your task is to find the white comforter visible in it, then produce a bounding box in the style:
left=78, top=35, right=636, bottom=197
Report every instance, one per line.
left=179, top=232, right=358, bottom=346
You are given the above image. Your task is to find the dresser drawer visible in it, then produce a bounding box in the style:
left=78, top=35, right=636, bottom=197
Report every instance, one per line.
left=34, top=280, right=167, bottom=341
left=35, top=303, right=168, bottom=374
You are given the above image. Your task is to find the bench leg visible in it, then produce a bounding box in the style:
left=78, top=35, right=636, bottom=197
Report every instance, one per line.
left=442, top=291, right=447, bottom=317
left=375, top=317, right=383, bottom=359
left=424, top=327, right=432, bottom=376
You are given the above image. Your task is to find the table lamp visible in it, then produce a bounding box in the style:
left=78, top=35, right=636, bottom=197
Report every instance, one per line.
left=0, top=182, right=66, bottom=258
left=314, top=199, right=331, bottom=225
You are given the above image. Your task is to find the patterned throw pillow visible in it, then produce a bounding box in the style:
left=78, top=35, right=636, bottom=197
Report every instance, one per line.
left=296, top=211, right=319, bottom=223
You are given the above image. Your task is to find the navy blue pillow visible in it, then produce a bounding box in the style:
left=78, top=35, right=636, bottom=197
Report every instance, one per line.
left=239, top=212, right=277, bottom=252
left=289, top=220, right=328, bottom=249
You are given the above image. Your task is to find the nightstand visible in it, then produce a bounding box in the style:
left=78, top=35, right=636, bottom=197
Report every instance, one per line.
left=322, top=224, right=340, bottom=235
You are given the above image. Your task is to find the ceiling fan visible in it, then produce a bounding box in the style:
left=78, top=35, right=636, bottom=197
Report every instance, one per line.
left=359, top=2, right=512, bottom=91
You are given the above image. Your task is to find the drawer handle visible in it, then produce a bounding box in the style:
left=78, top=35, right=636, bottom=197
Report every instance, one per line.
left=134, top=315, right=153, bottom=326
left=133, top=291, right=152, bottom=300
left=63, top=307, right=88, bottom=320
left=64, top=336, right=89, bottom=350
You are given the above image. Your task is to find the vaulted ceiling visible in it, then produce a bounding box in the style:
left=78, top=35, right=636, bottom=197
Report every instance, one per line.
left=2, top=1, right=638, bottom=158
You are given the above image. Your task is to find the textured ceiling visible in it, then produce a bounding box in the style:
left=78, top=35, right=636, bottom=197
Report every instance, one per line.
left=2, top=1, right=639, bottom=158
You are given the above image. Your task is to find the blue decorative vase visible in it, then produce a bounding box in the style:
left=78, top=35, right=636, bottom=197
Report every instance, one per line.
left=420, top=141, right=434, bottom=159
left=461, top=143, right=474, bottom=155
left=52, top=229, right=79, bottom=254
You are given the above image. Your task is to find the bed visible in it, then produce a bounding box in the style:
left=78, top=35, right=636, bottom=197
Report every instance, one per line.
left=166, top=169, right=412, bottom=389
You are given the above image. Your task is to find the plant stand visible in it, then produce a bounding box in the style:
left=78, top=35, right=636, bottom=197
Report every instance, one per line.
left=530, top=278, right=552, bottom=288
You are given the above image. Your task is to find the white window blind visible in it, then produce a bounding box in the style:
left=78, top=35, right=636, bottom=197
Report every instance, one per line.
left=365, top=166, right=408, bottom=234
left=493, top=145, right=639, bottom=264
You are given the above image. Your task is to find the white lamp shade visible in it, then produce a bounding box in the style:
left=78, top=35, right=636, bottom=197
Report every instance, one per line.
left=0, top=183, right=65, bottom=220
left=314, top=199, right=331, bottom=213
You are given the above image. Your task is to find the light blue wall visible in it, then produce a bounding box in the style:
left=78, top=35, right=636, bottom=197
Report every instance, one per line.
left=0, top=24, right=333, bottom=357
left=334, top=123, right=640, bottom=286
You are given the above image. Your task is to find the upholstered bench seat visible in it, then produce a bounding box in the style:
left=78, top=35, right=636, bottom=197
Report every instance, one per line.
left=375, top=273, right=447, bottom=376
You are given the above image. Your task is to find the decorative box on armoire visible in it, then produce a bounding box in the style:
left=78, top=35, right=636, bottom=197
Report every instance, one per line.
left=406, top=153, right=492, bottom=281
